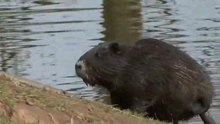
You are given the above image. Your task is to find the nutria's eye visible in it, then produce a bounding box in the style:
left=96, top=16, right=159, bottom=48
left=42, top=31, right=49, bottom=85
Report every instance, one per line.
left=109, top=42, right=122, bottom=54
left=95, top=52, right=101, bottom=58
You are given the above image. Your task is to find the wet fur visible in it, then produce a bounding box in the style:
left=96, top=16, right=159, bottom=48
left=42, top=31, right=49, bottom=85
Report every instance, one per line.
left=76, top=39, right=215, bottom=124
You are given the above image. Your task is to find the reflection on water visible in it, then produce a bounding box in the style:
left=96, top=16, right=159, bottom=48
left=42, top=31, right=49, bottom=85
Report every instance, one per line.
left=102, top=0, right=142, bottom=44
left=0, top=0, right=219, bottom=123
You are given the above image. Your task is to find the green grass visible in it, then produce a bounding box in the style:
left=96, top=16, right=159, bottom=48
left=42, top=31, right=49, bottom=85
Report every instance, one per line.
left=0, top=115, right=27, bottom=124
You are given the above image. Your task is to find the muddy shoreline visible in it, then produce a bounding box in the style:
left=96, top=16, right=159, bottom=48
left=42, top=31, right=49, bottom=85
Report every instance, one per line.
left=0, top=72, right=165, bottom=124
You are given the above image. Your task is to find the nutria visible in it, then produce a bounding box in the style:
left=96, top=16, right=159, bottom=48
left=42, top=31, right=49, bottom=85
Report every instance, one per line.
left=75, top=38, right=215, bottom=124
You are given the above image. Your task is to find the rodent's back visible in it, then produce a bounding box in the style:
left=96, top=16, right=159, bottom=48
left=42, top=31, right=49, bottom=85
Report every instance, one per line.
left=114, top=39, right=213, bottom=120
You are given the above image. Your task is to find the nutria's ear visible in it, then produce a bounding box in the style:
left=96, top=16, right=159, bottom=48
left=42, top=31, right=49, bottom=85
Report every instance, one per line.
left=109, top=43, right=121, bottom=54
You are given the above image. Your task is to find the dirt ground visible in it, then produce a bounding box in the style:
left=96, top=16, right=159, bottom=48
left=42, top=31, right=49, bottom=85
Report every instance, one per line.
left=0, top=72, right=166, bottom=124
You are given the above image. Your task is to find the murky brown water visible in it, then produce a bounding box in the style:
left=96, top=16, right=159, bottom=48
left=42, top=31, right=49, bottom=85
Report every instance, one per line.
left=0, top=0, right=219, bottom=123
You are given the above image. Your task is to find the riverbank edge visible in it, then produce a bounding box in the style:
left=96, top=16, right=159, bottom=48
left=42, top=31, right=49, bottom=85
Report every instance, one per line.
left=0, top=72, right=166, bottom=124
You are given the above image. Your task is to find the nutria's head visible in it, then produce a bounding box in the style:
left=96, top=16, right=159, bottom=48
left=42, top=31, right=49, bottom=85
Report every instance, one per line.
left=75, top=42, right=130, bottom=90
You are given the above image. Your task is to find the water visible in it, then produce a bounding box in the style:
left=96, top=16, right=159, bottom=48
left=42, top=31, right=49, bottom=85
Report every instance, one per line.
left=0, top=0, right=219, bottom=123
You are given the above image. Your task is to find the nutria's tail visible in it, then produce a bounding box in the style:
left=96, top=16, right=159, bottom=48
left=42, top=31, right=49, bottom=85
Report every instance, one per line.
left=200, top=112, right=216, bottom=124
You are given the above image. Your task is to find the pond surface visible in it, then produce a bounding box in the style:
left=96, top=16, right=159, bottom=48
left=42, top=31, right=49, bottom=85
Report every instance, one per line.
left=0, top=0, right=219, bottom=123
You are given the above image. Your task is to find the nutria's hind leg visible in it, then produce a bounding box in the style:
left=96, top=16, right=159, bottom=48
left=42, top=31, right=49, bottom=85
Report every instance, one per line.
left=200, top=112, right=216, bottom=124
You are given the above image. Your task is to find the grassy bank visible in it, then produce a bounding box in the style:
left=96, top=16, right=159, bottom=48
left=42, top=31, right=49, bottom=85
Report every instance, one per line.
left=0, top=72, right=166, bottom=124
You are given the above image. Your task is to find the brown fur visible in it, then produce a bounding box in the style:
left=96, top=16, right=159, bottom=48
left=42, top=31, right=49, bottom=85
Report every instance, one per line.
left=75, top=39, right=215, bottom=124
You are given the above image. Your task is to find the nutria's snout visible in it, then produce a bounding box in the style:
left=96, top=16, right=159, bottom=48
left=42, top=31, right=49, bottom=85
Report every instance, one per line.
left=75, top=60, right=87, bottom=79
left=75, top=60, right=95, bottom=86
left=75, top=60, right=83, bottom=72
